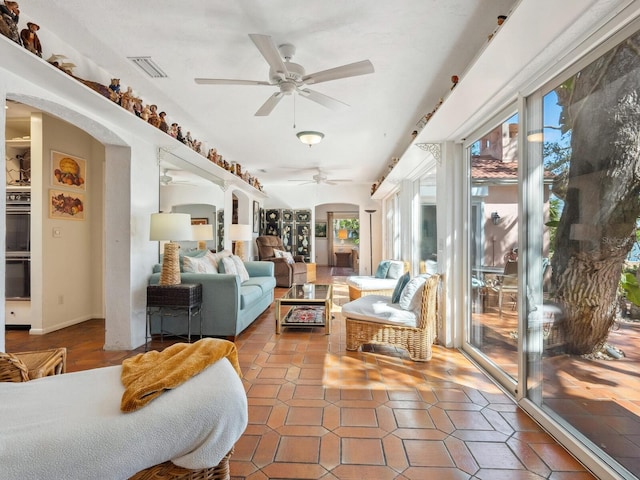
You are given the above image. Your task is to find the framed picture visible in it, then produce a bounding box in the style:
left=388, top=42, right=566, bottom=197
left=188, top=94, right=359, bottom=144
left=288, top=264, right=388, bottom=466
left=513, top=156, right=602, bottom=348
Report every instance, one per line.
left=49, top=189, right=85, bottom=220
left=51, top=151, right=86, bottom=190
left=315, top=221, right=327, bottom=238
left=253, top=201, right=260, bottom=233
left=191, top=217, right=208, bottom=225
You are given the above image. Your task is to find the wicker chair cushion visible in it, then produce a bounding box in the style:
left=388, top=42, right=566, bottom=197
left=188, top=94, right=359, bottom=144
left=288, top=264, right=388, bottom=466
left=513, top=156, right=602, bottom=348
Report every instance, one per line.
left=391, top=272, right=410, bottom=303
left=386, top=260, right=406, bottom=279
left=341, top=294, right=417, bottom=327
left=398, top=276, right=427, bottom=314
left=346, top=276, right=399, bottom=290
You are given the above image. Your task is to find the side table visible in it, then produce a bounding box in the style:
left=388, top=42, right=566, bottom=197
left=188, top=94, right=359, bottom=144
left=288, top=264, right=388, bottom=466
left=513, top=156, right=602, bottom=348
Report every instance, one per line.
left=146, top=283, right=203, bottom=351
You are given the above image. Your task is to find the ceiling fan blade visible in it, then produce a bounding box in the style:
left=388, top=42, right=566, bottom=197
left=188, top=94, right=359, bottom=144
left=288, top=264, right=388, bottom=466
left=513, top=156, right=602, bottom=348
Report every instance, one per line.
left=300, top=88, right=349, bottom=111
left=195, top=78, right=271, bottom=86
left=302, top=59, right=374, bottom=85
left=249, top=34, right=289, bottom=76
left=255, top=92, right=284, bottom=116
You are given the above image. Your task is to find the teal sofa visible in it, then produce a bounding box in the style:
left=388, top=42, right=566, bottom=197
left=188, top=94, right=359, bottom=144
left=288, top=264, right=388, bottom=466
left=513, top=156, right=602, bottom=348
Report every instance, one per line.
left=148, top=259, right=276, bottom=339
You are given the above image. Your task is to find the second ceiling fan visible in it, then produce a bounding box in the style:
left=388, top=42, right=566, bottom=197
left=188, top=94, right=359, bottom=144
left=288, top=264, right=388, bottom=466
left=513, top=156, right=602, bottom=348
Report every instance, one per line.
left=195, top=34, right=374, bottom=116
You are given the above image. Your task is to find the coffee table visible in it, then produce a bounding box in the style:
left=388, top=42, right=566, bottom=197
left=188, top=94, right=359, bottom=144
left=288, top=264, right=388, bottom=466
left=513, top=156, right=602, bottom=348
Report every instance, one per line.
left=276, top=284, right=333, bottom=334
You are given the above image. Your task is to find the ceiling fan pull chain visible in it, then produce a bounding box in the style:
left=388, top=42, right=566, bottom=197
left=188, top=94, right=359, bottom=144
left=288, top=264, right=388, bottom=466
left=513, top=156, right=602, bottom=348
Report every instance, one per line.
left=293, top=93, right=296, bottom=129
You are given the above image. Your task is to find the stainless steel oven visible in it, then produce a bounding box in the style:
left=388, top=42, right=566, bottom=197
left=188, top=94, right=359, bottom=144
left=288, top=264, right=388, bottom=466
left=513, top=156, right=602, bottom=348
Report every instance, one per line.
left=6, top=189, right=31, bottom=300
left=6, top=253, right=30, bottom=299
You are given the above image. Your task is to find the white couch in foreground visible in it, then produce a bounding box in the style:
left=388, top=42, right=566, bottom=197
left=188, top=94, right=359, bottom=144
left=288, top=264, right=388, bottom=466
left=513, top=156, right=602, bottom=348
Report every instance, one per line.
left=0, top=358, right=247, bottom=480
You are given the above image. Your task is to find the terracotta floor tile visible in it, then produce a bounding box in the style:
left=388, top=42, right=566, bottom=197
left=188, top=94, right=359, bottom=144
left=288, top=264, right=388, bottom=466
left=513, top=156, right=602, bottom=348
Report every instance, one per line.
left=340, top=407, right=378, bottom=427
left=286, top=406, right=324, bottom=426
left=466, top=441, right=524, bottom=469
left=340, top=438, right=385, bottom=465
left=405, top=439, right=455, bottom=467
left=275, top=436, right=321, bottom=463
left=394, top=408, right=435, bottom=429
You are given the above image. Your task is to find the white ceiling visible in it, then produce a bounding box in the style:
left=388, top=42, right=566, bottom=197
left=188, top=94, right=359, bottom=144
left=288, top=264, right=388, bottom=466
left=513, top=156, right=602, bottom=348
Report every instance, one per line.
left=18, top=0, right=517, bottom=189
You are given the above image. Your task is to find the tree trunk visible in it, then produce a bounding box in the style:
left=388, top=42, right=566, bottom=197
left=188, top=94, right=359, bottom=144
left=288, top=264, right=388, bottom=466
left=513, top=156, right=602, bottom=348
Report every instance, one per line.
left=552, top=31, right=640, bottom=354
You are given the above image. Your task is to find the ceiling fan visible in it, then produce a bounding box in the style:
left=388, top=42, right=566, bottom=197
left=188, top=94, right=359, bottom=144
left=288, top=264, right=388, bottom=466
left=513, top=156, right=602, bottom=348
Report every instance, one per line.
left=288, top=168, right=351, bottom=186
left=160, top=168, right=196, bottom=186
left=195, top=34, right=374, bottom=116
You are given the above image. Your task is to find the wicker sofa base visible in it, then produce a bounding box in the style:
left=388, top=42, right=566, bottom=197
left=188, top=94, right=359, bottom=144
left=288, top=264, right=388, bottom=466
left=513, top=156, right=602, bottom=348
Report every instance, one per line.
left=129, top=449, right=232, bottom=480
left=347, top=285, right=395, bottom=301
left=345, top=318, right=433, bottom=362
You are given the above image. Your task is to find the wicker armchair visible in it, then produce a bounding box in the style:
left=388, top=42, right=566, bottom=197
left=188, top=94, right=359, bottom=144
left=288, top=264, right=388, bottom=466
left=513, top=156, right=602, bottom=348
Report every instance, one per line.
left=130, top=448, right=233, bottom=480
left=344, top=274, right=441, bottom=361
left=0, top=347, right=67, bottom=382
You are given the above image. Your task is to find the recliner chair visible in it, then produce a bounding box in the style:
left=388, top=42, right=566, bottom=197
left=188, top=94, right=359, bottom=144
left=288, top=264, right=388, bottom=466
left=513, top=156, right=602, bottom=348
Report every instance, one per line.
left=255, top=236, right=307, bottom=287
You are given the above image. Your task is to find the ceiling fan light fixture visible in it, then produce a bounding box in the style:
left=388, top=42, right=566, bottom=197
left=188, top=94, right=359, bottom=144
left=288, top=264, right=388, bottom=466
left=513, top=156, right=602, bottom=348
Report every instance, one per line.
left=297, top=131, right=324, bottom=147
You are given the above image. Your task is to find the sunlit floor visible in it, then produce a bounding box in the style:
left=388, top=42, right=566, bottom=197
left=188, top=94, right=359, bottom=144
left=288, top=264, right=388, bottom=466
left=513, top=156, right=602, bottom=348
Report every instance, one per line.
left=6, top=267, right=598, bottom=479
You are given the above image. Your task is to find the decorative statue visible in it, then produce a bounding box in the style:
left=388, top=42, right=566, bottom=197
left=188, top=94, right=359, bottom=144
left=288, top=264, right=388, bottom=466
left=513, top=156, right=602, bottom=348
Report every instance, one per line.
left=20, top=22, right=41, bottom=57
left=0, top=1, right=21, bottom=45
left=176, top=126, right=185, bottom=143
left=169, top=123, right=178, bottom=138
left=158, top=111, right=169, bottom=133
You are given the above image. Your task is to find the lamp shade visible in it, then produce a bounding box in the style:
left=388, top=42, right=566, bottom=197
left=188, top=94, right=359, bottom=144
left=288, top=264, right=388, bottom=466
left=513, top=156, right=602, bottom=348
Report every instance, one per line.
left=191, top=224, right=214, bottom=241
left=228, top=223, right=252, bottom=241
left=149, top=213, right=193, bottom=241
left=337, top=228, right=349, bottom=240
left=192, top=223, right=214, bottom=250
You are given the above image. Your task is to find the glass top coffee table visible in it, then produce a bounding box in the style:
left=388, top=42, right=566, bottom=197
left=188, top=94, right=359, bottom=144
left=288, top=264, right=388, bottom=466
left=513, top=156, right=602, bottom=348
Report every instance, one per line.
left=276, top=284, right=333, bottom=334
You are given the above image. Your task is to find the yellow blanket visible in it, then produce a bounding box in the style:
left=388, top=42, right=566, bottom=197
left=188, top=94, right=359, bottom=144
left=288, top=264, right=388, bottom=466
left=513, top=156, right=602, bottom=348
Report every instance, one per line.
left=120, top=338, right=242, bottom=412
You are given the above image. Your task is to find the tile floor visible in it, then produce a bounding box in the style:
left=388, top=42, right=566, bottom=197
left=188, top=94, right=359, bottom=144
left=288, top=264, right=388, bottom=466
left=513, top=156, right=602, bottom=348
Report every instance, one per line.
left=5, top=267, right=597, bottom=479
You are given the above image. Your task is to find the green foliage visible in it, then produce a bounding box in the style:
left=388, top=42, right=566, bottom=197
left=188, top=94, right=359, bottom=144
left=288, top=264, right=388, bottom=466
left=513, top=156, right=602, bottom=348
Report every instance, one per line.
left=620, top=271, right=640, bottom=306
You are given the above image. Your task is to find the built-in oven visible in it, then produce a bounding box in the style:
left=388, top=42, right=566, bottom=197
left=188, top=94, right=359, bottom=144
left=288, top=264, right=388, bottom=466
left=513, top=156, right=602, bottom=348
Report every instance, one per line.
left=6, top=189, right=31, bottom=300
left=6, top=253, right=30, bottom=299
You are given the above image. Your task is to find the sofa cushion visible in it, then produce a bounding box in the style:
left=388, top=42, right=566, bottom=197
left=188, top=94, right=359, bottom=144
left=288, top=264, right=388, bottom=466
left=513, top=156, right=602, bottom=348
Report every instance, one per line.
left=374, top=260, right=391, bottom=279
left=239, top=285, right=262, bottom=309
left=242, top=276, right=277, bottom=295
left=399, top=276, right=427, bottom=314
left=386, top=260, right=405, bottom=279
left=341, top=295, right=417, bottom=327
left=391, top=272, right=411, bottom=303
left=183, top=254, right=217, bottom=274
left=208, top=249, right=232, bottom=270
left=346, top=276, right=398, bottom=290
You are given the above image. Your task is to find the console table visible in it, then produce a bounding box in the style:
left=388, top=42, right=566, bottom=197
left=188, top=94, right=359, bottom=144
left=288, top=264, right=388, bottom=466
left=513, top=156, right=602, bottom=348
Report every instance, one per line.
left=146, top=283, right=203, bottom=351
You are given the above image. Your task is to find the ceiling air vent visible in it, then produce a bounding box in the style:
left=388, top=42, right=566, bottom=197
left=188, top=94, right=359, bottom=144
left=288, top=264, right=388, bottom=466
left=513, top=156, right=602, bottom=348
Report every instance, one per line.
left=128, top=57, right=167, bottom=78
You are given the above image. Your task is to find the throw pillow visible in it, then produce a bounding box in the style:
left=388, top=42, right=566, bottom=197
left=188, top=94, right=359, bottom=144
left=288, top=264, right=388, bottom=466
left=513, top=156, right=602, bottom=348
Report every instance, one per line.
left=374, top=260, right=391, bottom=279
left=208, top=249, right=232, bottom=270
left=391, top=272, right=411, bottom=303
left=399, top=276, right=427, bottom=314
left=177, top=248, right=208, bottom=272
left=203, top=251, right=219, bottom=273
left=273, top=249, right=285, bottom=258
left=182, top=254, right=217, bottom=274
left=231, top=255, right=250, bottom=283
left=221, top=256, right=238, bottom=276
left=281, top=251, right=295, bottom=264
left=386, top=260, right=405, bottom=279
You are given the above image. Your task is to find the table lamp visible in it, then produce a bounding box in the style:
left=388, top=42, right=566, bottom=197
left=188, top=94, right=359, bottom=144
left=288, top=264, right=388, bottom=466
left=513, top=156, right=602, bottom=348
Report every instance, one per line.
left=150, top=213, right=193, bottom=285
left=229, top=224, right=252, bottom=261
left=192, top=224, right=214, bottom=250
left=337, top=228, right=348, bottom=244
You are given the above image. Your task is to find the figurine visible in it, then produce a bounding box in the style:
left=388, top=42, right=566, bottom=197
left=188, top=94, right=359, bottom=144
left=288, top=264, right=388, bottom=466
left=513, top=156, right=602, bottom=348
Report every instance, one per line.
left=140, top=105, right=151, bottom=121
left=185, top=131, right=193, bottom=148
left=158, top=111, right=169, bottom=133
left=176, top=126, right=185, bottom=143
left=108, top=78, right=121, bottom=102
left=0, top=1, right=21, bottom=45
left=488, top=15, right=507, bottom=41
left=147, top=104, right=161, bottom=128
left=20, top=22, right=41, bottom=57
left=169, top=123, right=178, bottom=138
left=451, top=75, right=459, bottom=90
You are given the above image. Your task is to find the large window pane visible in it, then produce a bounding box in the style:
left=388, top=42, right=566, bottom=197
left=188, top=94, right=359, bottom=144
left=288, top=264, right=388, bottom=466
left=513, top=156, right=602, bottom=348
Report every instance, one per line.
left=469, top=113, right=519, bottom=380
left=529, top=28, right=640, bottom=477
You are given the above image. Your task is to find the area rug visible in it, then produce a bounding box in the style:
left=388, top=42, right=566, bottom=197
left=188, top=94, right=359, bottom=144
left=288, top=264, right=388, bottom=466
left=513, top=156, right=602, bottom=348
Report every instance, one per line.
left=285, top=306, right=325, bottom=324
